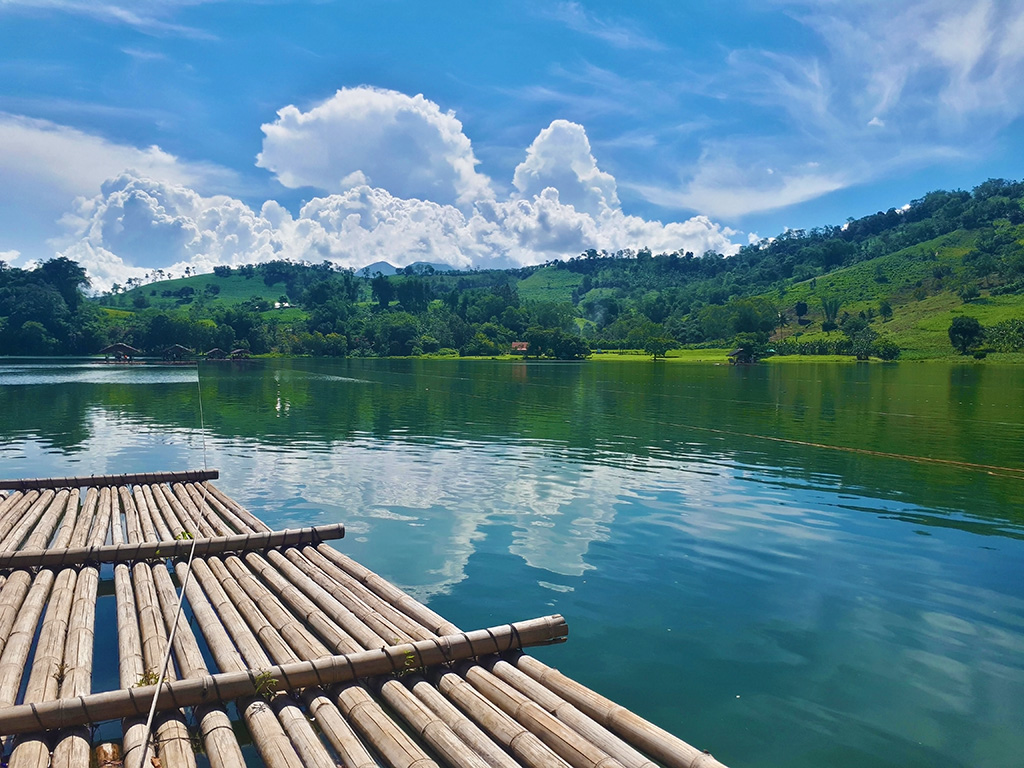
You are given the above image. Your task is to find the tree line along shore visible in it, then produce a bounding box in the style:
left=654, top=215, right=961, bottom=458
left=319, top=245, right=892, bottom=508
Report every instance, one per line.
left=2, top=178, right=1023, bottom=362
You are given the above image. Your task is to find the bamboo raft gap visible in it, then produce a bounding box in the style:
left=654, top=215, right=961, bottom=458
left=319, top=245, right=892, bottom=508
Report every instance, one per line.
left=0, top=471, right=729, bottom=768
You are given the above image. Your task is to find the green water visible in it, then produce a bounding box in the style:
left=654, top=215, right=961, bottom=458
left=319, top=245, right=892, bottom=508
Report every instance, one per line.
left=2, top=358, right=1023, bottom=767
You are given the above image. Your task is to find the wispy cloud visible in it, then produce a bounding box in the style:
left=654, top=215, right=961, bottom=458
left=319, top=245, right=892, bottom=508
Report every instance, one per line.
left=632, top=0, right=1024, bottom=219
left=542, top=2, right=664, bottom=51
left=0, top=0, right=217, bottom=37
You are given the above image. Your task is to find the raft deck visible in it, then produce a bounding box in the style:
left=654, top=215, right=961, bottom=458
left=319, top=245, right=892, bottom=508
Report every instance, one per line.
left=0, top=471, right=727, bottom=768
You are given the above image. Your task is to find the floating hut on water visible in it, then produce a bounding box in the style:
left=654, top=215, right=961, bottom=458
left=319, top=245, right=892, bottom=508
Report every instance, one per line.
left=204, top=348, right=228, bottom=360
left=97, top=343, right=142, bottom=363
left=229, top=348, right=250, bottom=360
left=0, top=470, right=728, bottom=768
left=162, top=344, right=194, bottom=362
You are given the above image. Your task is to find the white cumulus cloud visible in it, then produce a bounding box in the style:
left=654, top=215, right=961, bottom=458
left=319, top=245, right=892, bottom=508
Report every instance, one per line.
left=0, top=113, right=235, bottom=265
left=512, top=119, right=619, bottom=216
left=51, top=104, right=743, bottom=290
left=257, top=87, right=495, bottom=209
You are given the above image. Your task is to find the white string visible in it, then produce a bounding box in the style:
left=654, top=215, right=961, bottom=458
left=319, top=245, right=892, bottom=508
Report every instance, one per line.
left=135, top=361, right=209, bottom=768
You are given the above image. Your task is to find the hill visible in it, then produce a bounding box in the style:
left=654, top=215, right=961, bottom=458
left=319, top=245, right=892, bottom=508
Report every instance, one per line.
left=4, top=177, right=1022, bottom=359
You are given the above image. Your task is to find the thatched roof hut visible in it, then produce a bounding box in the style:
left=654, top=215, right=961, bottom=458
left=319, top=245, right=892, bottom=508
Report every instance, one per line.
left=229, top=348, right=250, bottom=359
left=97, top=343, right=141, bottom=361
left=204, top=347, right=228, bottom=359
left=163, top=343, right=193, bottom=361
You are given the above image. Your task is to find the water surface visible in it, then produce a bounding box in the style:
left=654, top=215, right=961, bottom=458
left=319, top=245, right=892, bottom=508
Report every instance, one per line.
left=2, top=358, right=1022, bottom=768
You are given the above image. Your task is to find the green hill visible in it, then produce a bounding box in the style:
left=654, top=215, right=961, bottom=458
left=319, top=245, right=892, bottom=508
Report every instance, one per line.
left=6, top=177, right=1021, bottom=359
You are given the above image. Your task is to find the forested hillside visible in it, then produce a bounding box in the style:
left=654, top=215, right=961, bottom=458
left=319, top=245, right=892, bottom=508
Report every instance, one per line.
left=3, top=178, right=1023, bottom=360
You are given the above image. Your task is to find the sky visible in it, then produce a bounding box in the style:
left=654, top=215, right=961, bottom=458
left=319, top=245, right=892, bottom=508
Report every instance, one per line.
left=2, top=0, right=1024, bottom=291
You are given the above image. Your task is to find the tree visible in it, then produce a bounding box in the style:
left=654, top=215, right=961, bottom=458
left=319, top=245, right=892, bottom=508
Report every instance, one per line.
left=842, top=318, right=877, bottom=360
left=878, top=299, right=893, bottom=322
left=820, top=296, right=841, bottom=324
left=644, top=337, right=673, bottom=359
left=37, top=257, right=89, bottom=311
left=948, top=316, right=984, bottom=354
left=370, top=274, right=395, bottom=309
left=794, top=301, right=808, bottom=320
left=958, top=283, right=980, bottom=303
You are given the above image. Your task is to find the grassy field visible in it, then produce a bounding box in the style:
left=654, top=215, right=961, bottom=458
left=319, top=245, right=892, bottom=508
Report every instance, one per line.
left=516, top=266, right=583, bottom=303
left=761, top=226, right=1024, bottom=360
left=107, top=271, right=295, bottom=310
left=590, top=348, right=732, bottom=362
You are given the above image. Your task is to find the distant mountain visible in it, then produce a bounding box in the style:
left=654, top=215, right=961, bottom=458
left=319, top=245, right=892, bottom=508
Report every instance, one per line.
left=358, top=261, right=456, bottom=277
left=359, top=261, right=398, bottom=276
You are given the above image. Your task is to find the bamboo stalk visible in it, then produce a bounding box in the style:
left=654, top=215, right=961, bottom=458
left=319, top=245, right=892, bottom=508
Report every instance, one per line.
left=511, top=654, right=729, bottom=768
left=0, top=490, right=68, bottom=662
left=142, top=484, right=335, bottom=768
left=295, top=516, right=729, bottom=768
left=0, top=469, right=219, bottom=492
left=0, top=616, right=567, bottom=736
left=244, top=546, right=581, bottom=768
left=0, top=490, right=33, bottom=546
left=171, top=510, right=434, bottom=768
left=162, top=485, right=381, bottom=768
left=112, top=487, right=149, bottom=768
left=196, top=485, right=538, bottom=768
left=128, top=486, right=196, bottom=768
left=148, top=546, right=246, bottom=768
left=162, top=533, right=308, bottom=768
left=0, top=523, right=346, bottom=569
left=190, top=484, right=578, bottom=768
left=433, top=668, right=574, bottom=768
left=0, top=490, right=78, bottom=724
left=8, top=488, right=92, bottom=768
left=51, top=486, right=115, bottom=768
left=0, top=490, right=52, bottom=556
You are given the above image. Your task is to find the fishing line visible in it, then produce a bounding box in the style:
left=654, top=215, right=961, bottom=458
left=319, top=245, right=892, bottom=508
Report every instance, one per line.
left=136, top=360, right=209, bottom=768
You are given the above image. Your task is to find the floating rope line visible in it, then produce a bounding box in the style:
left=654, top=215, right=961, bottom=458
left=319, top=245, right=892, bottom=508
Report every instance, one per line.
left=136, top=361, right=210, bottom=768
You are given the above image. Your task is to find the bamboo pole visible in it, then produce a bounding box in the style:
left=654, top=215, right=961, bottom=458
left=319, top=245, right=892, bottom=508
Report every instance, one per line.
left=194, top=481, right=732, bottom=768
left=188, top=484, right=576, bottom=768
left=0, top=469, right=219, bottom=492
left=0, top=490, right=78, bottom=725
left=0, top=491, right=64, bottom=662
left=0, top=490, right=51, bottom=562
left=161, top=484, right=380, bottom=768
left=112, top=486, right=152, bottom=768
left=177, top=487, right=465, bottom=768
left=128, top=486, right=195, bottom=768
left=0, top=616, right=568, bottom=736
left=0, top=523, right=346, bottom=569
left=8, top=488, right=93, bottom=768
left=51, top=486, right=115, bottom=768
left=142, top=484, right=334, bottom=768
left=166, top=490, right=438, bottom=768
left=299, top=521, right=730, bottom=768
left=0, top=490, right=30, bottom=542
left=263, top=548, right=577, bottom=768
left=241, top=546, right=579, bottom=768
left=511, top=654, right=729, bottom=768
left=148, top=546, right=246, bottom=768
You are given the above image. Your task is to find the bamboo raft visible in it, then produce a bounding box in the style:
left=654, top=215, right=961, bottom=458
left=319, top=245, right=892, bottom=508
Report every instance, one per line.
left=0, top=470, right=728, bottom=768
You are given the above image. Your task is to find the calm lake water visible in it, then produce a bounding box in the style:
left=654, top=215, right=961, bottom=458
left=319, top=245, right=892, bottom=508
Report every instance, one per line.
left=2, top=357, right=1023, bottom=768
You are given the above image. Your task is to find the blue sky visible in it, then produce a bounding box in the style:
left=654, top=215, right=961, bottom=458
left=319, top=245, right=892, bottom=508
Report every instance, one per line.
left=2, top=0, right=1023, bottom=289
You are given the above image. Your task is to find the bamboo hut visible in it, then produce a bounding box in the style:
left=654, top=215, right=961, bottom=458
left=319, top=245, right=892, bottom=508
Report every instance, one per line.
left=97, top=343, right=142, bottom=362
left=204, top=348, right=228, bottom=360
left=162, top=344, right=194, bottom=362
left=229, top=348, right=250, bottom=359
left=0, top=470, right=730, bottom=768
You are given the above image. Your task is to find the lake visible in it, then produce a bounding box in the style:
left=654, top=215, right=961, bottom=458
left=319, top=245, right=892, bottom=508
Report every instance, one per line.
left=2, top=357, right=1023, bottom=768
